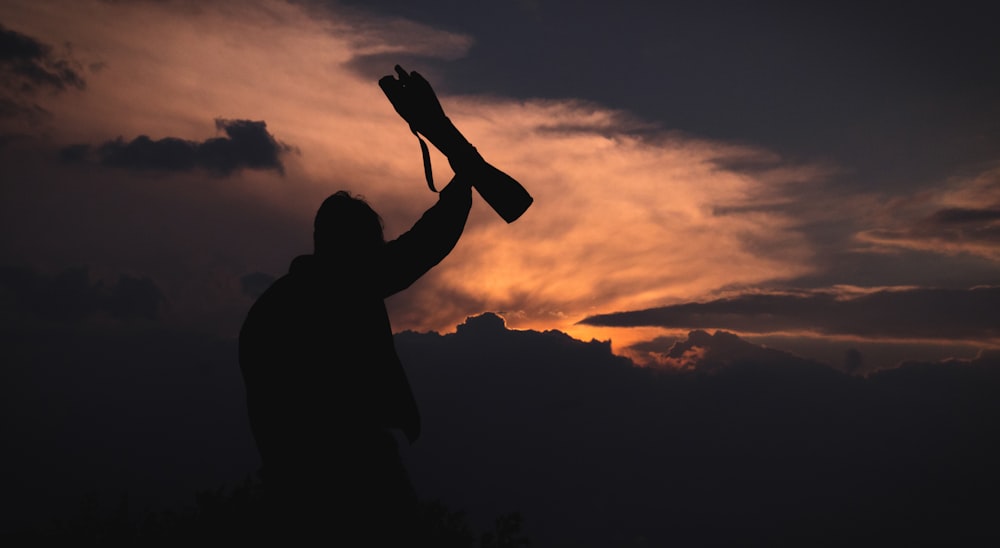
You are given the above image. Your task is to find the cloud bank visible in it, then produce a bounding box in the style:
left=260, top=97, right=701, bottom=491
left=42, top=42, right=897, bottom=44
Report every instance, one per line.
left=398, top=315, right=1000, bottom=546
left=7, top=310, right=1000, bottom=545
left=581, top=285, right=1000, bottom=343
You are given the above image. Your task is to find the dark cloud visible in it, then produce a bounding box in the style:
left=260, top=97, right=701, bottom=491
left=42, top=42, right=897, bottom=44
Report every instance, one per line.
left=581, top=286, right=1000, bottom=341
left=0, top=24, right=84, bottom=134
left=0, top=96, right=49, bottom=121
left=625, top=334, right=676, bottom=353
left=337, top=0, right=1000, bottom=194
left=624, top=331, right=936, bottom=373
left=898, top=347, right=1000, bottom=369
left=844, top=347, right=864, bottom=374
left=103, top=274, right=163, bottom=320
left=63, top=119, right=294, bottom=176
left=240, top=271, right=276, bottom=299
left=0, top=23, right=86, bottom=94
left=5, top=311, right=1000, bottom=545
left=881, top=205, right=1000, bottom=246
left=652, top=329, right=833, bottom=372
left=0, top=323, right=256, bottom=531
left=931, top=207, right=1000, bottom=224
left=395, top=314, right=1000, bottom=546
left=920, top=206, right=1000, bottom=245
left=0, top=265, right=163, bottom=325
left=56, top=142, right=89, bottom=163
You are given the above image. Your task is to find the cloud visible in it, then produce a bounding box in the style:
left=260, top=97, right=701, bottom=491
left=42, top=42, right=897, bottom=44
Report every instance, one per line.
left=102, top=273, right=163, bottom=320
left=240, top=271, right=275, bottom=298
left=0, top=320, right=256, bottom=529
left=857, top=166, right=1000, bottom=260
left=62, top=118, right=294, bottom=176
left=0, top=264, right=164, bottom=324
left=1, top=0, right=997, bottom=538
left=5, top=308, right=1000, bottom=544
left=0, top=95, right=49, bottom=121
left=581, top=285, right=1000, bottom=342
left=0, top=0, right=838, bottom=344
left=0, top=22, right=85, bottom=135
left=331, top=1, right=475, bottom=82
left=646, top=328, right=832, bottom=371
left=930, top=207, right=1000, bottom=224
left=0, top=22, right=85, bottom=93
left=380, top=108, right=827, bottom=337
left=394, top=314, right=1000, bottom=546
left=898, top=347, right=1000, bottom=369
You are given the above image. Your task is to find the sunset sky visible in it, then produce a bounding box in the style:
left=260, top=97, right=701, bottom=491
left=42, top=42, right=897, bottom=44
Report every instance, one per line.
left=3, top=1, right=1000, bottom=542
left=2, top=1, right=999, bottom=370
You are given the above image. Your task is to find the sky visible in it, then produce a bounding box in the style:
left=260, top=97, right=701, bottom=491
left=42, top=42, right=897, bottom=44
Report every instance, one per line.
left=2, top=0, right=998, bottom=371
left=2, top=0, right=1000, bottom=543
left=2, top=0, right=999, bottom=364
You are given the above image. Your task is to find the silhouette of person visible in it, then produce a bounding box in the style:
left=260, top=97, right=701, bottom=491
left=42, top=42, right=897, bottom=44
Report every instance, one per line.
left=238, top=67, right=481, bottom=544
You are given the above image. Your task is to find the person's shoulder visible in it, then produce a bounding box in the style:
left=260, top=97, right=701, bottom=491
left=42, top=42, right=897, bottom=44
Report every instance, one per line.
left=288, top=254, right=316, bottom=275
left=247, top=256, right=314, bottom=309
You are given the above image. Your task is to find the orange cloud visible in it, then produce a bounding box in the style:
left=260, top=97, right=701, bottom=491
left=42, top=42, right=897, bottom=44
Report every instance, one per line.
left=1, top=0, right=829, bottom=344
left=856, top=167, right=1000, bottom=261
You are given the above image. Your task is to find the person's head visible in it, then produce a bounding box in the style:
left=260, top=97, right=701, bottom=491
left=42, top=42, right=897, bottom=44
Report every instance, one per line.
left=313, top=191, right=385, bottom=257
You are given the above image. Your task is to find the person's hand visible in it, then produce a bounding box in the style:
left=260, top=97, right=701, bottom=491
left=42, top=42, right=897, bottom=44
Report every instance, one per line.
left=378, top=65, right=448, bottom=135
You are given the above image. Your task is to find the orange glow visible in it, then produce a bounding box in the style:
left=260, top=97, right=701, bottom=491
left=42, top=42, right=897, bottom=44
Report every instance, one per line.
left=2, top=0, right=830, bottom=344
left=856, top=166, right=1000, bottom=261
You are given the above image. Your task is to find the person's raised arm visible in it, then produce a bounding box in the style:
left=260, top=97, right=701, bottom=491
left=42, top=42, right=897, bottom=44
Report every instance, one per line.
left=379, top=175, right=472, bottom=298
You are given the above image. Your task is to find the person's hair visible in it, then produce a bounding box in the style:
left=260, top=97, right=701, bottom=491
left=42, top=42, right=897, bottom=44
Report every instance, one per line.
left=313, top=191, right=385, bottom=256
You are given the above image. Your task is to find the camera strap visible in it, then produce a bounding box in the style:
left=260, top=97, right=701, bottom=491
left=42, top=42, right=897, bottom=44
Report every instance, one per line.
left=410, top=125, right=437, bottom=193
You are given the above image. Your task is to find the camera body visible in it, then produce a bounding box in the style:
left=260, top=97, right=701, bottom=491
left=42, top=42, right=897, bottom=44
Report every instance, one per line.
left=380, top=66, right=533, bottom=223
